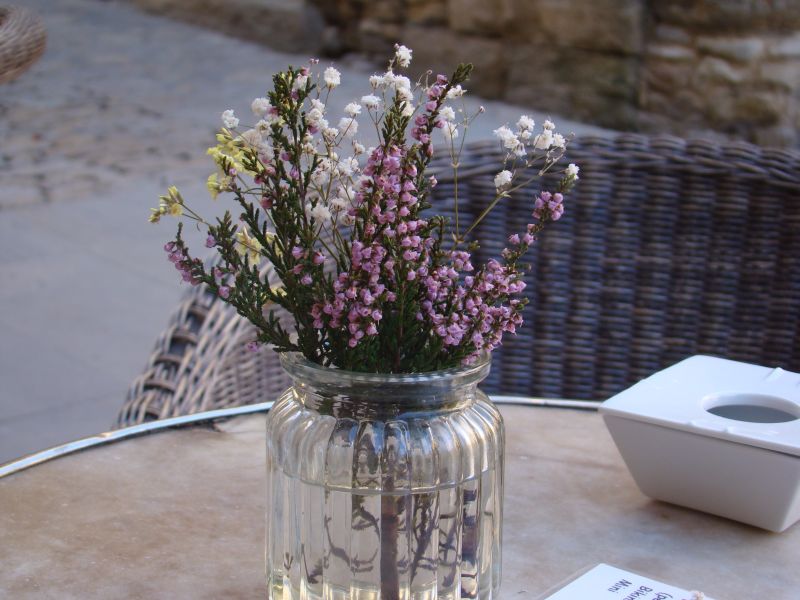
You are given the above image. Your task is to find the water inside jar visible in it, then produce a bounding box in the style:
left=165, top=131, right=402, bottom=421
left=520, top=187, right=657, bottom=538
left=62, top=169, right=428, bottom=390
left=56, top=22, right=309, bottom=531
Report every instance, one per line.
left=266, top=468, right=501, bottom=600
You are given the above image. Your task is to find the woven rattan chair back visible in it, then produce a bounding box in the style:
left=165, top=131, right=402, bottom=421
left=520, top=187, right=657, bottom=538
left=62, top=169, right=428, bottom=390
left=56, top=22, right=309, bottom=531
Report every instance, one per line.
left=0, top=6, right=46, bottom=85
left=118, top=134, right=800, bottom=426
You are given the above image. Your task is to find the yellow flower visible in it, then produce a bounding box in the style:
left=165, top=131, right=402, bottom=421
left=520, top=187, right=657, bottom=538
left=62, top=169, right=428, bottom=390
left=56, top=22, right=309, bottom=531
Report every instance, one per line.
left=206, top=173, right=220, bottom=200
left=166, top=186, right=182, bottom=203
left=262, top=284, right=286, bottom=312
left=152, top=186, right=184, bottom=219
left=207, top=128, right=247, bottom=173
left=235, top=226, right=263, bottom=265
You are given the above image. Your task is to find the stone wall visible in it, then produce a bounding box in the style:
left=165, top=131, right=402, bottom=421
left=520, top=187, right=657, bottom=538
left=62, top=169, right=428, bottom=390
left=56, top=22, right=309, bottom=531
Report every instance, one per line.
left=312, top=0, right=800, bottom=146
left=132, top=0, right=800, bottom=147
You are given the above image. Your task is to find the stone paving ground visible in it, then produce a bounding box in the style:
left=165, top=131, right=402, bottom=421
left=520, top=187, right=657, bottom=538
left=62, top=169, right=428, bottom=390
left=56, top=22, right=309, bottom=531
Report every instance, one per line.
left=0, top=0, right=608, bottom=463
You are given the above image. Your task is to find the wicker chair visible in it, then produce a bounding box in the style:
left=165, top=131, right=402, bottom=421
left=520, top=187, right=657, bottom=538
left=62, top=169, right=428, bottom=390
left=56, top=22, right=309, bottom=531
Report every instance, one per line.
left=0, top=6, right=46, bottom=85
left=117, top=134, right=800, bottom=426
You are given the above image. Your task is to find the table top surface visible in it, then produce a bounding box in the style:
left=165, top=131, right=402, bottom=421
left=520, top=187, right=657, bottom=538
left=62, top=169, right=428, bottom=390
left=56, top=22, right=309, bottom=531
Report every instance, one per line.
left=1, top=403, right=798, bottom=599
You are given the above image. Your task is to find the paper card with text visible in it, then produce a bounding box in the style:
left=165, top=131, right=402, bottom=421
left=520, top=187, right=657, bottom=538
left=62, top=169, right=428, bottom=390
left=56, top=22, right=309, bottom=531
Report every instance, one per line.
left=542, top=563, right=714, bottom=600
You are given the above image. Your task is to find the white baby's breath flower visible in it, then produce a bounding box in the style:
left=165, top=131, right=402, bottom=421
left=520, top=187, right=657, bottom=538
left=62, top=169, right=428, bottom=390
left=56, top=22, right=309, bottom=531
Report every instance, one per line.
left=394, top=44, right=413, bottom=68
left=251, top=97, right=271, bottom=117
left=566, top=163, right=580, bottom=178
left=344, top=102, right=362, bottom=117
left=338, top=117, right=358, bottom=137
left=552, top=133, right=566, bottom=149
left=353, top=141, right=365, bottom=154
left=369, top=74, right=385, bottom=88
left=361, top=94, right=381, bottom=109
left=331, top=196, right=349, bottom=211
left=442, top=122, right=459, bottom=141
left=493, top=125, right=521, bottom=152
left=221, top=109, right=239, bottom=129
left=293, top=74, right=309, bottom=90
left=534, top=129, right=554, bottom=150
left=397, top=86, right=414, bottom=104
left=259, top=143, right=275, bottom=162
left=494, top=169, right=512, bottom=191
left=311, top=166, right=331, bottom=187
left=338, top=156, right=359, bottom=176
left=439, top=106, right=456, bottom=121
left=302, top=140, right=317, bottom=156
left=493, top=125, right=513, bottom=141
left=256, top=114, right=277, bottom=131
left=400, top=101, right=415, bottom=117
left=390, top=73, right=412, bottom=92
left=240, top=128, right=264, bottom=149
left=308, top=202, right=332, bottom=223
left=311, top=98, right=325, bottom=112
left=324, top=66, right=341, bottom=88
left=322, top=126, right=339, bottom=140
left=446, top=85, right=465, bottom=99
left=307, top=107, right=325, bottom=128
left=517, top=115, right=535, bottom=131
left=543, top=119, right=555, bottom=131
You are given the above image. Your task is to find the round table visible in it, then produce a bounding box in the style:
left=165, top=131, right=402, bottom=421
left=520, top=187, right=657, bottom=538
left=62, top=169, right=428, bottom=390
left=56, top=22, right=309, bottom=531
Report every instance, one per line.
left=1, top=403, right=797, bottom=598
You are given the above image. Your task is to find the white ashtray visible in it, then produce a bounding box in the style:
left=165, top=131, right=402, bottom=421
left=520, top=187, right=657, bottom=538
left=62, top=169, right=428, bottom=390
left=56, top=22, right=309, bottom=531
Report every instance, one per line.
left=600, top=355, right=800, bottom=532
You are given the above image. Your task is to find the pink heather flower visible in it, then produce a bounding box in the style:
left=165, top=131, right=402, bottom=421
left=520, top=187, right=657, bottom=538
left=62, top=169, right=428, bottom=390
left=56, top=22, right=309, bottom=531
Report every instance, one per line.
left=301, top=274, right=312, bottom=285
left=291, top=246, right=305, bottom=259
left=219, top=285, right=231, bottom=298
left=246, top=341, right=261, bottom=352
left=508, top=233, right=520, bottom=245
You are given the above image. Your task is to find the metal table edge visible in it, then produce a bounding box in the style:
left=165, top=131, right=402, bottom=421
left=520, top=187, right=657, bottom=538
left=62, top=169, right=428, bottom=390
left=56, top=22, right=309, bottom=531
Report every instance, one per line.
left=0, top=396, right=598, bottom=479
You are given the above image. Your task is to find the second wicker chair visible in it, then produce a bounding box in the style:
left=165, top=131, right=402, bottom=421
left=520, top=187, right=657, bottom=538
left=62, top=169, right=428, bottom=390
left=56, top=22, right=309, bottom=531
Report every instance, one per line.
left=118, top=134, right=800, bottom=426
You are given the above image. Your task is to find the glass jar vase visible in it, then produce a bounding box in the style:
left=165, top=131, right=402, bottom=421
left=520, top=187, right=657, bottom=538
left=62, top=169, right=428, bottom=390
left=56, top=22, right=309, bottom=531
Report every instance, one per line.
left=265, top=352, right=504, bottom=600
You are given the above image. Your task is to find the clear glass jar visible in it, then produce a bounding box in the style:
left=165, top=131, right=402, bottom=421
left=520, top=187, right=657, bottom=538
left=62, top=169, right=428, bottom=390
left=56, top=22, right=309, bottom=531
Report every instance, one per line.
left=265, top=352, right=504, bottom=600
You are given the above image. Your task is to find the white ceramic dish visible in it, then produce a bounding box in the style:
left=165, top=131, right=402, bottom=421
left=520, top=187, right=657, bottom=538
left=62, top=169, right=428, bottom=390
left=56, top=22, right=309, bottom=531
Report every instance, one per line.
left=600, top=355, right=800, bottom=532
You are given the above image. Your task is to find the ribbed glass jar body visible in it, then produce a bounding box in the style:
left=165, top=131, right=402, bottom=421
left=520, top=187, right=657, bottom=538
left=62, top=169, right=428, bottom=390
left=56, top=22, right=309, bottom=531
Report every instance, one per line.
left=265, top=353, right=504, bottom=600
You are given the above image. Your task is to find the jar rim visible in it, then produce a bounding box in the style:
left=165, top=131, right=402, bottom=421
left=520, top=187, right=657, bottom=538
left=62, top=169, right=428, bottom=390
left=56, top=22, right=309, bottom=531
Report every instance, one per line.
left=279, top=351, right=491, bottom=391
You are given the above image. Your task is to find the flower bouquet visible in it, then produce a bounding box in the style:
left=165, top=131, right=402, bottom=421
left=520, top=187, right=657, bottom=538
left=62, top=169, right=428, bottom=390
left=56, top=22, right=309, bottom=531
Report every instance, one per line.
left=151, top=45, right=577, bottom=599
